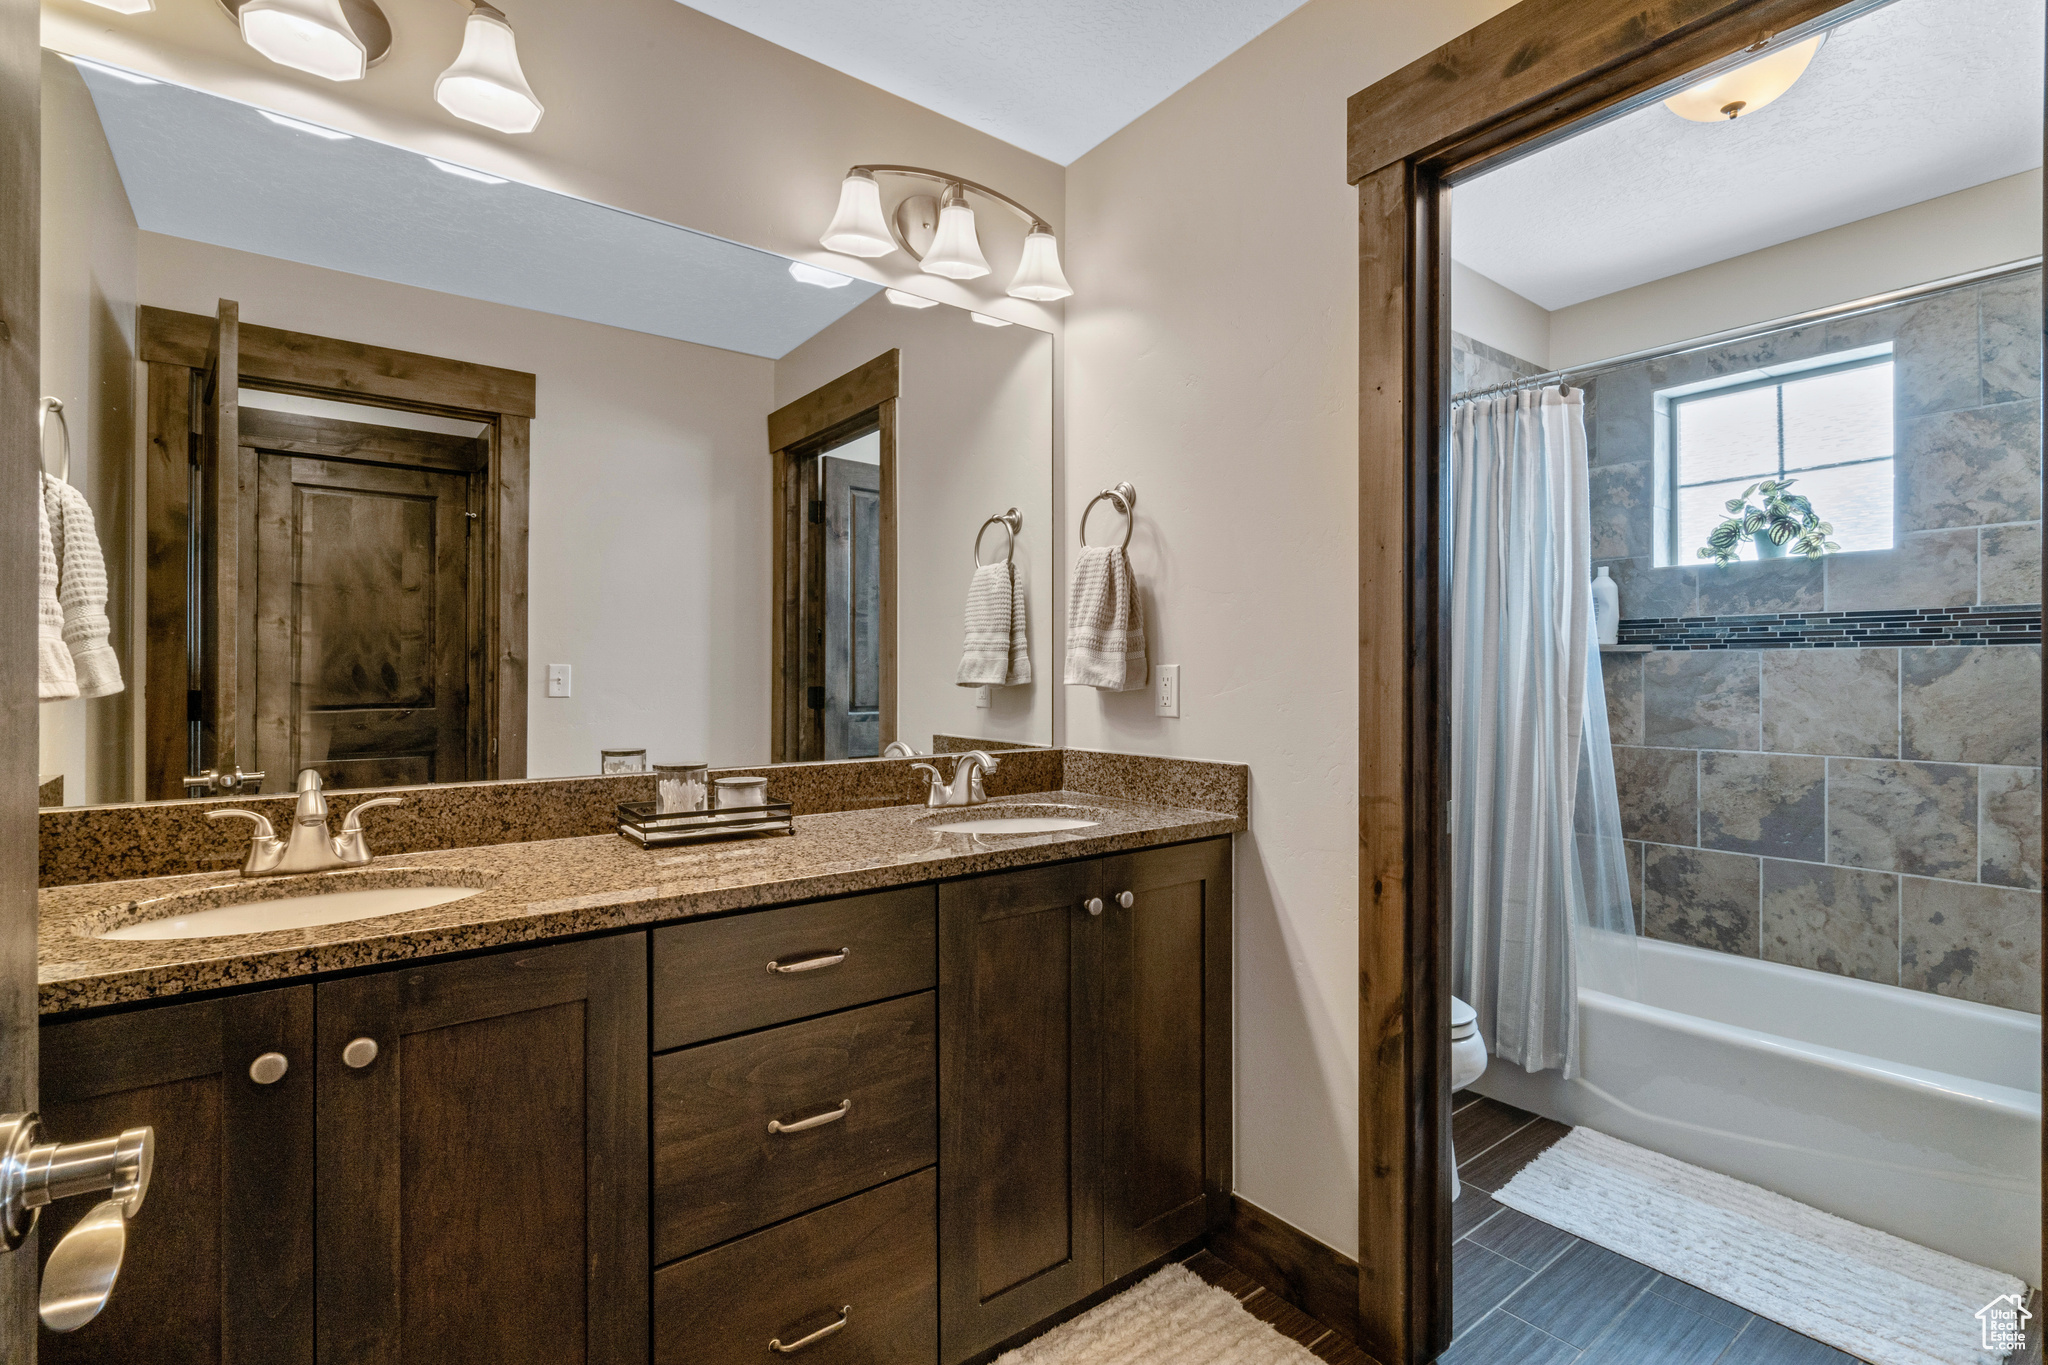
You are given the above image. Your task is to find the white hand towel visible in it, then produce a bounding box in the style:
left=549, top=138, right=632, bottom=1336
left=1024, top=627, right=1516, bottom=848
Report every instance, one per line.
left=37, top=478, right=78, bottom=702
left=958, top=561, right=1031, bottom=686
left=1063, top=545, right=1147, bottom=691
left=47, top=475, right=123, bottom=698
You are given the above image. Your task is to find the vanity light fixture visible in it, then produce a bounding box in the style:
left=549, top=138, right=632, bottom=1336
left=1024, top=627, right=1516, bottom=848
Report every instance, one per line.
left=885, top=289, right=939, bottom=309
left=435, top=1, right=545, bottom=134
left=819, top=165, right=1072, bottom=302
left=232, top=0, right=380, bottom=81
left=426, top=157, right=507, bottom=183
left=259, top=110, right=353, bottom=139
left=787, top=261, right=854, bottom=289
left=1664, top=33, right=1824, bottom=121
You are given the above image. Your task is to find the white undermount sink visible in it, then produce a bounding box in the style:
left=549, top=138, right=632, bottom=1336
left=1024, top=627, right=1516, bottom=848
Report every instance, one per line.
left=920, top=805, right=1104, bottom=836
left=96, top=883, right=484, bottom=941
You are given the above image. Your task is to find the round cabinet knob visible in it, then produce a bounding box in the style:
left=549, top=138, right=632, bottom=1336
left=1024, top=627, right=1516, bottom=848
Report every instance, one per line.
left=248, top=1052, right=289, bottom=1085
left=1085, top=898, right=1104, bottom=917
left=1116, top=891, right=1135, bottom=909
left=342, top=1037, right=380, bottom=1069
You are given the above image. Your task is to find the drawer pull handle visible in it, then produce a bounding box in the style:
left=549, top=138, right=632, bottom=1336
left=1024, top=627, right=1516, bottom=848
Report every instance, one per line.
left=766, top=948, right=851, bottom=974
left=769, top=1305, right=850, bottom=1353
left=768, top=1099, right=851, bottom=1135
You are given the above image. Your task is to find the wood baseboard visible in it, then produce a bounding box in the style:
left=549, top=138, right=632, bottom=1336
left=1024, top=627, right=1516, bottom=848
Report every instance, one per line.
left=1210, top=1195, right=1362, bottom=1344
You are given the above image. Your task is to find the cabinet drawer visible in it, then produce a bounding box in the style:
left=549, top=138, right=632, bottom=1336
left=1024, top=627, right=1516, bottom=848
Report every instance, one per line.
left=652, top=887, right=936, bottom=1049
left=654, top=1167, right=936, bottom=1365
left=654, top=992, right=936, bottom=1262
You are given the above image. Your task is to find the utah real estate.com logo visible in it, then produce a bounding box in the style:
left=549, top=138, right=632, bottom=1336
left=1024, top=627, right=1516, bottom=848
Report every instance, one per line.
left=1977, top=1292, right=2029, bottom=1354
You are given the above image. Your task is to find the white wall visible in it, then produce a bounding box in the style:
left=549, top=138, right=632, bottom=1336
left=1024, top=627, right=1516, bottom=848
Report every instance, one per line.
left=775, top=296, right=1055, bottom=751
left=1452, top=261, right=1552, bottom=370
left=136, top=234, right=776, bottom=778
left=39, top=51, right=138, bottom=806
left=1064, top=0, right=1516, bottom=1257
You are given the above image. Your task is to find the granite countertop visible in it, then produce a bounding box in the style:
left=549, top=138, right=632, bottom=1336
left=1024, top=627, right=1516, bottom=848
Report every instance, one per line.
left=38, top=792, right=1241, bottom=1015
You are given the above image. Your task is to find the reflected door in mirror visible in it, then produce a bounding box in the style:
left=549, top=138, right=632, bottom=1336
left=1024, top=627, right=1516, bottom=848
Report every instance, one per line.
left=822, top=454, right=883, bottom=759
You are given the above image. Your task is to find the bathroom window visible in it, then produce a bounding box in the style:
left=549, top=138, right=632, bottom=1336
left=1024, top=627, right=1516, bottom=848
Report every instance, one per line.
left=1666, top=355, right=1894, bottom=563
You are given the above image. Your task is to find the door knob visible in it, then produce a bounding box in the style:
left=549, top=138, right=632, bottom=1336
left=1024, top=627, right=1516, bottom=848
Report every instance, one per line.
left=1116, top=891, right=1135, bottom=909
left=249, top=1052, right=290, bottom=1085
left=0, top=1114, right=155, bottom=1333
left=342, top=1037, right=380, bottom=1069
left=1085, top=898, right=1103, bottom=916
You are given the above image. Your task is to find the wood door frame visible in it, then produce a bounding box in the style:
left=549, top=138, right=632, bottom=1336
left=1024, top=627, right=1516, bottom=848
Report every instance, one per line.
left=140, top=305, right=536, bottom=800
left=767, top=349, right=899, bottom=763
left=1344, top=2, right=1947, bottom=1360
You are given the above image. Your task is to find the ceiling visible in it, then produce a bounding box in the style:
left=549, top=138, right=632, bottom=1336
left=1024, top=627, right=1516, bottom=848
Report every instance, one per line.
left=680, top=0, right=1312, bottom=165
left=1451, top=0, right=2045, bottom=311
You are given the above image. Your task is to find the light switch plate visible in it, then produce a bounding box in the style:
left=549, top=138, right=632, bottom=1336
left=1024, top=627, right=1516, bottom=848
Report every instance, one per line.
left=1154, top=664, right=1180, bottom=718
left=546, top=664, right=572, bottom=698
left=975, top=686, right=991, bottom=708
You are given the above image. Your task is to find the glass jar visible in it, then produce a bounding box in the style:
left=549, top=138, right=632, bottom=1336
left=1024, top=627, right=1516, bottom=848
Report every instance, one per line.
left=712, top=775, right=769, bottom=810
left=600, top=748, right=648, bottom=774
left=654, top=763, right=709, bottom=814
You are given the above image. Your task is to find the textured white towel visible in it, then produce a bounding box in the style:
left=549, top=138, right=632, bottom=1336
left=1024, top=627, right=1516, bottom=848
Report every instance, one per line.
left=45, top=475, right=122, bottom=698
left=1063, top=545, right=1146, bottom=690
left=958, top=561, right=1031, bottom=686
left=37, top=479, right=77, bottom=702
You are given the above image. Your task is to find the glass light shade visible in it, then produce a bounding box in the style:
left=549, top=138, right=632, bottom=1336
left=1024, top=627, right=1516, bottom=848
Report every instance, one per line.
left=885, top=289, right=939, bottom=309
left=1007, top=228, right=1072, bottom=301
left=239, top=0, right=367, bottom=81
left=1664, top=35, right=1822, bottom=122
left=969, top=314, right=1012, bottom=327
left=435, top=8, right=544, bottom=134
left=920, top=200, right=990, bottom=280
left=820, top=173, right=895, bottom=258
left=788, top=261, right=853, bottom=289
left=80, top=0, right=154, bottom=14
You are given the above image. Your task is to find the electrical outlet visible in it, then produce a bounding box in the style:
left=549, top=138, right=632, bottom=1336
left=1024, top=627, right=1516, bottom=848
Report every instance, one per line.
left=974, top=685, right=991, bottom=708
left=1154, top=664, right=1180, bottom=718
left=546, top=664, right=572, bottom=698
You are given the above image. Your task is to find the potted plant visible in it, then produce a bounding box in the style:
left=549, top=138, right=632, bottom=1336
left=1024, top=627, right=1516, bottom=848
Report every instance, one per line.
left=1696, top=478, right=1839, bottom=565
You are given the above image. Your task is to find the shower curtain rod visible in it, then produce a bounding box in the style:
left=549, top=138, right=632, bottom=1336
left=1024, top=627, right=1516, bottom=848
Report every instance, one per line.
left=1450, top=255, right=2040, bottom=406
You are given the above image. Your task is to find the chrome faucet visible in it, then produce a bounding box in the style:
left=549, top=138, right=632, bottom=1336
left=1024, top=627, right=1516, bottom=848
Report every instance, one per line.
left=911, top=751, right=1000, bottom=808
left=206, top=770, right=405, bottom=877
left=881, top=740, right=920, bottom=759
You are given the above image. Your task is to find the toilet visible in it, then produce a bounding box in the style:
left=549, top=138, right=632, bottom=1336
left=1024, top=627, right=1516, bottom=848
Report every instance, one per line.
left=1449, top=996, right=1486, bottom=1200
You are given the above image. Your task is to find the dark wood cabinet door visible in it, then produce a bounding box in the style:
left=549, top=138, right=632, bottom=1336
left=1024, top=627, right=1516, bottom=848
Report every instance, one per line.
left=1097, top=839, right=1232, bottom=1281
left=38, top=986, right=315, bottom=1365
left=315, top=934, right=647, bottom=1365
left=937, top=859, right=1102, bottom=1364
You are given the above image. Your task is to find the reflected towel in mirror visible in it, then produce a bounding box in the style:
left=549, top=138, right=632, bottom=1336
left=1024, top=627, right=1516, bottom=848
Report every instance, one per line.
left=37, top=479, right=77, bottom=702
left=43, top=474, right=124, bottom=699
left=958, top=561, right=1030, bottom=686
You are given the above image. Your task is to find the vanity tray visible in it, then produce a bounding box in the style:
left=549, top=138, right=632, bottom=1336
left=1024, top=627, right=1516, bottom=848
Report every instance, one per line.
left=616, top=800, right=795, bottom=847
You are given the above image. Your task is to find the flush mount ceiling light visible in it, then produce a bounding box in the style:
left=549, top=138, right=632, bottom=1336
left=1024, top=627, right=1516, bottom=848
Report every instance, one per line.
left=818, top=165, right=1072, bottom=302
left=788, top=261, right=854, bottom=289
left=1664, top=33, right=1825, bottom=121
left=218, top=0, right=391, bottom=81
left=969, top=314, right=1012, bottom=328
left=885, top=289, right=939, bottom=309
left=435, top=1, right=545, bottom=134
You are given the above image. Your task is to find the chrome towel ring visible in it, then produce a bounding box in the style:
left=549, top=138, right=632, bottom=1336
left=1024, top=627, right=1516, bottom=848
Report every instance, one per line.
left=1079, top=481, right=1137, bottom=550
left=974, top=508, right=1022, bottom=566
left=38, top=398, right=70, bottom=484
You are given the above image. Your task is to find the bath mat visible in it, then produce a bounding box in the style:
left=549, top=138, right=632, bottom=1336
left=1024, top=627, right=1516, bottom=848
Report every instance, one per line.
left=1495, top=1127, right=2029, bottom=1365
left=993, top=1264, right=1320, bottom=1365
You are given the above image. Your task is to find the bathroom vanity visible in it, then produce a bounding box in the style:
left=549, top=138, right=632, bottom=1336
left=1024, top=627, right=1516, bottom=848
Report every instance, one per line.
left=33, top=788, right=1236, bottom=1365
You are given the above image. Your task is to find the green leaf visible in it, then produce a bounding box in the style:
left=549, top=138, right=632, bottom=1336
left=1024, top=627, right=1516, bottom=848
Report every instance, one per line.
left=1824, top=541, right=1840, bottom=552
left=1724, top=498, right=1747, bottom=514
left=1738, top=483, right=1760, bottom=503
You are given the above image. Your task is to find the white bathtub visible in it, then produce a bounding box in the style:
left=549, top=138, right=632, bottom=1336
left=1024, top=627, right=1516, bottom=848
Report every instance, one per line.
left=1476, top=939, right=2042, bottom=1284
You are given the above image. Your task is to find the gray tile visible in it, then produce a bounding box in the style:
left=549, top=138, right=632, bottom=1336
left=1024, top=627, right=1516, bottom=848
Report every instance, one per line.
left=1761, top=648, right=1897, bottom=758
left=1901, top=878, right=2042, bottom=1012
left=1591, top=461, right=1653, bottom=561
left=1604, top=652, right=1643, bottom=747
left=1980, top=523, right=2042, bottom=606
left=1644, top=652, right=1759, bottom=751
left=1982, top=272, right=2042, bottom=407
left=1721, top=1315, right=1862, bottom=1364
left=1626, top=840, right=1644, bottom=928
left=1761, top=859, right=1900, bottom=984
left=1699, top=752, right=1825, bottom=861
left=1601, top=557, right=1697, bottom=621
left=1613, top=747, right=1698, bottom=845
left=1900, top=645, right=2040, bottom=766
left=1693, top=557, right=1824, bottom=617
left=1653, top=325, right=1830, bottom=388
left=1824, top=529, right=1978, bottom=612
left=1439, top=1310, right=1581, bottom=1364
left=1647, top=1275, right=1747, bottom=1329
left=1829, top=286, right=1980, bottom=419
left=1897, top=402, right=2041, bottom=533
left=1578, top=1288, right=1739, bottom=1365
left=1643, top=845, right=1759, bottom=956
left=1588, top=366, right=1655, bottom=468
left=1503, top=1239, right=1658, bottom=1348
left=1452, top=1186, right=1505, bottom=1241
left=1467, top=1207, right=1578, bottom=1274
left=1453, top=1240, right=1535, bottom=1337
left=1827, top=758, right=1977, bottom=879
left=1980, top=766, right=2042, bottom=891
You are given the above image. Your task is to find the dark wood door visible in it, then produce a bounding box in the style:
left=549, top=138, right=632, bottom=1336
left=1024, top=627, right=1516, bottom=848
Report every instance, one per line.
left=37, top=987, right=316, bottom=1365
left=1098, top=840, right=1232, bottom=1280
left=821, top=453, right=882, bottom=760
left=938, top=860, right=1102, bottom=1364
left=198, top=298, right=252, bottom=781
left=314, top=935, right=647, bottom=1365
left=252, top=450, right=475, bottom=792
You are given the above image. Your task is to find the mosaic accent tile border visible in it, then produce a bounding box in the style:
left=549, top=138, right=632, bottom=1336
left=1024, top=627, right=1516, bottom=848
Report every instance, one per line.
left=1617, top=604, right=2042, bottom=650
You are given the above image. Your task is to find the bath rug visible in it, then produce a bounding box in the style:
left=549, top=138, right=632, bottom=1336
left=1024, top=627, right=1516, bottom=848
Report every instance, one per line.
left=1495, top=1126, right=2030, bottom=1365
left=993, top=1264, right=1320, bottom=1365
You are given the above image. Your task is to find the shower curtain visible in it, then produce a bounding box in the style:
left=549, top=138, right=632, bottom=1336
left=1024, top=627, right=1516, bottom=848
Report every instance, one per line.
left=1450, top=386, right=1638, bottom=1079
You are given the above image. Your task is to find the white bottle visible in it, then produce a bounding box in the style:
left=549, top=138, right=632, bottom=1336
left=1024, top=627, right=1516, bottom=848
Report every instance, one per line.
left=1592, top=566, right=1620, bottom=645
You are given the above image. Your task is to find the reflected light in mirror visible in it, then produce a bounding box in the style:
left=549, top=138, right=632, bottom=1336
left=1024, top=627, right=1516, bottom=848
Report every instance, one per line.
left=67, top=57, right=159, bottom=85
left=1664, top=35, right=1824, bottom=121
left=885, top=288, right=939, bottom=309
left=435, top=2, right=545, bottom=134
left=77, top=0, right=153, bottom=14
left=258, top=110, right=352, bottom=140
left=820, top=170, right=895, bottom=257
left=969, top=313, right=1011, bottom=327
left=920, top=189, right=990, bottom=280
left=1006, top=228, right=1072, bottom=302
left=427, top=157, right=508, bottom=184
left=238, top=0, right=369, bottom=82
left=788, top=261, right=855, bottom=289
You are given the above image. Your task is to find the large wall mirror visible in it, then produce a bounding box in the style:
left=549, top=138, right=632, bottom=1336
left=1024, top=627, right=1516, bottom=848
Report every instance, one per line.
left=37, top=50, right=1054, bottom=808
